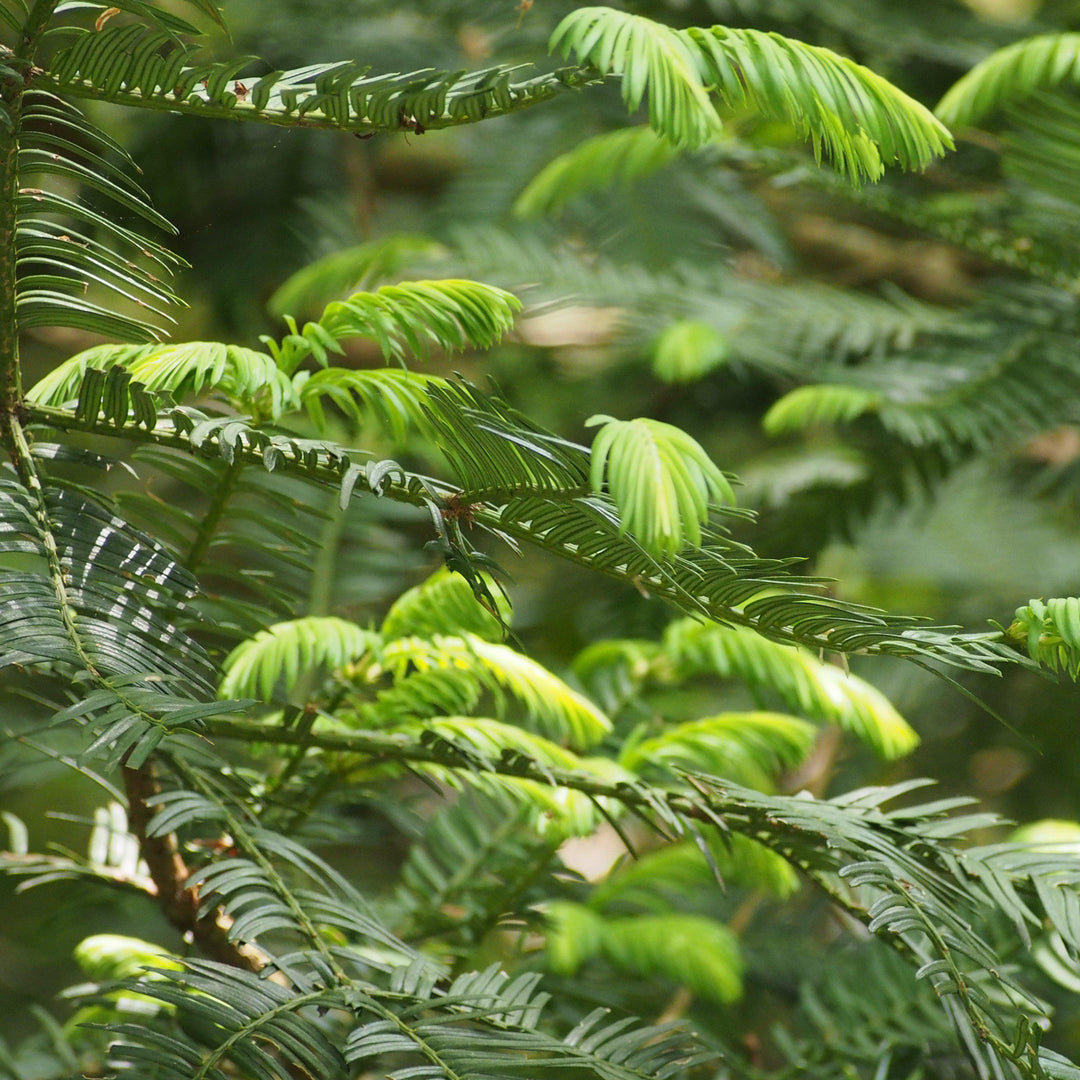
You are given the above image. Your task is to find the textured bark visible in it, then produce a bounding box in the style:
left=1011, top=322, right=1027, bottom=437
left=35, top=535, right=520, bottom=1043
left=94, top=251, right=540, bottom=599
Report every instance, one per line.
left=123, top=761, right=267, bottom=973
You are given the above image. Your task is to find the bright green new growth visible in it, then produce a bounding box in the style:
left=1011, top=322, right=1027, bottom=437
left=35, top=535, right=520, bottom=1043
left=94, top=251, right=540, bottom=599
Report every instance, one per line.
left=550, top=7, right=953, bottom=181
left=381, top=567, right=511, bottom=641
left=586, top=414, right=736, bottom=556
left=545, top=903, right=744, bottom=1005
left=28, top=341, right=298, bottom=416
left=74, top=934, right=185, bottom=982
left=219, top=616, right=376, bottom=701
left=272, top=279, right=523, bottom=369
left=684, top=25, right=953, bottom=181
left=651, top=320, right=729, bottom=384
left=763, top=384, right=882, bottom=435
left=216, top=585, right=609, bottom=750
left=379, top=634, right=612, bottom=748
left=514, top=126, right=681, bottom=217
left=592, top=833, right=800, bottom=909
left=27, top=279, right=517, bottom=436
left=1008, top=597, right=1080, bottom=678
left=936, top=33, right=1080, bottom=130
left=550, top=8, right=722, bottom=149
left=621, top=711, right=817, bottom=789
left=663, top=619, right=920, bottom=759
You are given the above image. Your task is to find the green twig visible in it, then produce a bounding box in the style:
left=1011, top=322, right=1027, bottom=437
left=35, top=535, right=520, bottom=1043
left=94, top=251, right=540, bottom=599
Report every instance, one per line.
left=26, top=400, right=1020, bottom=672
left=33, top=66, right=601, bottom=137
left=185, top=457, right=244, bottom=573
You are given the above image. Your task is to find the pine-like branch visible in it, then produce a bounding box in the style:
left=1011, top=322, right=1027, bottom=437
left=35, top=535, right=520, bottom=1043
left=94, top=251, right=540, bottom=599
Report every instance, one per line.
left=23, top=381, right=1029, bottom=675
left=199, top=712, right=1080, bottom=1080
left=34, top=24, right=600, bottom=134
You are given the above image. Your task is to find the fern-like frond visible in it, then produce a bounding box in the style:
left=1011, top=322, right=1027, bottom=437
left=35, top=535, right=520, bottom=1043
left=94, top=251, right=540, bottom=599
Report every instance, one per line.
left=760, top=316, right=1080, bottom=452
left=36, top=369, right=375, bottom=494
left=1006, top=597, right=1080, bottom=678
left=379, top=634, right=611, bottom=748
left=38, top=25, right=599, bottom=134
left=571, top=638, right=664, bottom=715
left=719, top=449, right=870, bottom=521
left=345, top=965, right=714, bottom=1080
left=774, top=943, right=966, bottom=1080
left=0, top=473, right=212, bottom=690
left=360, top=658, right=486, bottom=725
left=546, top=903, right=743, bottom=1004
left=425, top=774, right=606, bottom=839
left=0, top=448, right=236, bottom=767
left=115, top=446, right=331, bottom=637
left=143, top=779, right=420, bottom=976
left=184, top=852, right=366, bottom=952
left=424, top=379, right=592, bottom=500
left=680, top=776, right=1078, bottom=1080
left=381, top=567, right=511, bottom=642
left=300, top=368, right=438, bottom=442
left=549, top=8, right=722, bottom=149
left=25, top=379, right=1024, bottom=675
left=477, top=493, right=1020, bottom=672
left=27, top=341, right=297, bottom=418
left=408, top=717, right=591, bottom=768
left=269, top=279, right=521, bottom=371
left=105, top=960, right=351, bottom=1079
left=514, top=126, right=681, bottom=217
left=201, top=718, right=1080, bottom=1080
left=218, top=617, right=377, bottom=701
left=936, top=33, right=1080, bottom=130
left=15, top=91, right=181, bottom=342
left=734, top=283, right=958, bottom=373
left=329, top=718, right=623, bottom=838
left=622, top=711, right=816, bottom=788
left=663, top=619, right=919, bottom=758
left=587, top=414, right=736, bottom=557
left=17, top=183, right=182, bottom=270
left=549, top=8, right=953, bottom=179
left=450, top=226, right=953, bottom=376
left=682, top=24, right=953, bottom=181
left=395, top=791, right=559, bottom=945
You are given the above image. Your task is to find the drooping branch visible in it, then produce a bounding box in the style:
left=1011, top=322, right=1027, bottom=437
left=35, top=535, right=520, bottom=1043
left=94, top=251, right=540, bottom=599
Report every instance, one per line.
left=198, top=714, right=930, bottom=873
left=35, top=60, right=600, bottom=137
left=23, top=399, right=1027, bottom=675
left=200, top=713, right=1060, bottom=1078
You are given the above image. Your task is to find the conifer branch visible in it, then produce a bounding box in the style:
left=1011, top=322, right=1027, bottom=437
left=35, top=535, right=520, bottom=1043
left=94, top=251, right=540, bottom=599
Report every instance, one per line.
left=122, top=759, right=267, bottom=972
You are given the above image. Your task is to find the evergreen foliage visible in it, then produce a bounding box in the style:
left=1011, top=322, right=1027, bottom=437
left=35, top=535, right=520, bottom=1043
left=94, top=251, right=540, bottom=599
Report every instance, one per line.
left=3, top=3, right=1080, bottom=1080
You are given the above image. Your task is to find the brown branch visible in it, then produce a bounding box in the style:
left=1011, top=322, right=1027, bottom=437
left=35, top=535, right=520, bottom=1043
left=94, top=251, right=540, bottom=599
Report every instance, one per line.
left=122, top=760, right=266, bottom=973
